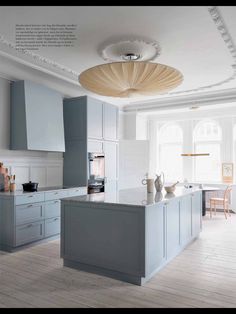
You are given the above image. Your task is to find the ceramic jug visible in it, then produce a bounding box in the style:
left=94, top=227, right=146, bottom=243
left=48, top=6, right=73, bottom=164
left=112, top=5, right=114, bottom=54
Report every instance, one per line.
left=155, top=172, right=165, bottom=192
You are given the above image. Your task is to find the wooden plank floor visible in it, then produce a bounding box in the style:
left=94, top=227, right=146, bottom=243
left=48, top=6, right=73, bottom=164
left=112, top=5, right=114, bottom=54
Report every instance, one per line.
left=0, top=211, right=236, bottom=308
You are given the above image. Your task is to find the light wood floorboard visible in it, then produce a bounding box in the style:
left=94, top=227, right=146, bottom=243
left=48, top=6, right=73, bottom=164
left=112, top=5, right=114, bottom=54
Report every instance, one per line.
left=0, top=211, right=235, bottom=308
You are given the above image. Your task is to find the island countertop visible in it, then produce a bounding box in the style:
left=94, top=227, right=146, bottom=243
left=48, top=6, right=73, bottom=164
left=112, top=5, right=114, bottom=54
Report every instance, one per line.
left=62, top=186, right=201, bottom=207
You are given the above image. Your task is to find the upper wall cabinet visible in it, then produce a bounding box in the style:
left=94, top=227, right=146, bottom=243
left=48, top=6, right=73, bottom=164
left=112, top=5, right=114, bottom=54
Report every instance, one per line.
left=63, top=96, right=118, bottom=141
left=10, top=80, right=65, bottom=152
left=87, top=97, right=103, bottom=139
left=103, top=102, right=118, bottom=141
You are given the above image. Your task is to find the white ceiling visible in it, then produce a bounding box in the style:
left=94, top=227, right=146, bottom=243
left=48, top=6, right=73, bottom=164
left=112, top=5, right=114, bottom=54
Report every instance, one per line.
left=0, top=6, right=236, bottom=110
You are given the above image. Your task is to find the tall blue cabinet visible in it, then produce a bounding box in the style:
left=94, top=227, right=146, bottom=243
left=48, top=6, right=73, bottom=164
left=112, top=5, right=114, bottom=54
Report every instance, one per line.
left=63, top=96, right=119, bottom=192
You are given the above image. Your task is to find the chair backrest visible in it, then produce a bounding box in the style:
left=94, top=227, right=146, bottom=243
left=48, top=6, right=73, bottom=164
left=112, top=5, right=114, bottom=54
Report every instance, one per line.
left=224, top=185, right=232, bottom=201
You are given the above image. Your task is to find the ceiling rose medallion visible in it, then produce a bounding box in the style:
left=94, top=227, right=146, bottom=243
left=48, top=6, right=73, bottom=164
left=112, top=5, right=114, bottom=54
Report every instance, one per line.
left=79, top=37, right=183, bottom=98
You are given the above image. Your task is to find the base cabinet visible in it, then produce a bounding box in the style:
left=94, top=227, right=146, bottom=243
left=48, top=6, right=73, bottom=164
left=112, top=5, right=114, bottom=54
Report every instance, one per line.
left=0, top=186, right=87, bottom=252
left=192, top=191, right=202, bottom=237
left=180, top=194, right=192, bottom=246
left=45, top=217, right=60, bottom=238
left=61, top=190, right=202, bottom=286
left=15, top=220, right=44, bottom=246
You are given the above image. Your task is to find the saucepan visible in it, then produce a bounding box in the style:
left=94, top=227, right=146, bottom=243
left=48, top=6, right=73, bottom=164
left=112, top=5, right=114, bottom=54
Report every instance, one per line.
left=22, top=181, right=38, bottom=192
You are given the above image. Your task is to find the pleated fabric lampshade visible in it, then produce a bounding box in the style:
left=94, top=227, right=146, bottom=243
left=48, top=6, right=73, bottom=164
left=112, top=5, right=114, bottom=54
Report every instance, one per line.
left=79, top=61, right=183, bottom=98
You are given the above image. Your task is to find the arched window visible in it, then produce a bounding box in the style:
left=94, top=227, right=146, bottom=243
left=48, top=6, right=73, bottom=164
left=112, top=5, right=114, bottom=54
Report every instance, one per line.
left=158, top=123, right=183, bottom=182
left=194, top=120, right=222, bottom=182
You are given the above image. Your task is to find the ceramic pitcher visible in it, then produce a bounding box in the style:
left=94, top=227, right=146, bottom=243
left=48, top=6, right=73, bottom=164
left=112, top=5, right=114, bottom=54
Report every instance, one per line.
left=155, top=172, right=165, bottom=192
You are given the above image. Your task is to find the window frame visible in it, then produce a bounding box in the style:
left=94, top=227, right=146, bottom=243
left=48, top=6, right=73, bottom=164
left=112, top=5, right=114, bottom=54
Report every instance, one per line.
left=158, top=122, right=183, bottom=182
left=193, top=119, right=222, bottom=183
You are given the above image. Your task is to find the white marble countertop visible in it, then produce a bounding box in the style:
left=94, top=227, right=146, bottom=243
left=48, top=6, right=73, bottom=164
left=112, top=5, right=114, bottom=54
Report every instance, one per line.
left=62, top=186, right=201, bottom=207
left=0, top=186, right=85, bottom=197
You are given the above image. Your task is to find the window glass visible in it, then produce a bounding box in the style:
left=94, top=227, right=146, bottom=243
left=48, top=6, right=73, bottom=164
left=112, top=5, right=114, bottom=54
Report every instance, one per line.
left=158, top=124, right=183, bottom=182
left=194, top=120, right=221, bottom=182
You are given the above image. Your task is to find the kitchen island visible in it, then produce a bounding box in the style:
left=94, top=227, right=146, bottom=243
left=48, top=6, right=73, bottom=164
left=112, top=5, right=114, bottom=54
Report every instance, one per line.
left=61, top=187, right=202, bottom=285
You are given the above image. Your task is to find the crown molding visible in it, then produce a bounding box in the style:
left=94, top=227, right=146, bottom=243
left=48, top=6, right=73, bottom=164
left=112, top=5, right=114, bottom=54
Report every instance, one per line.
left=0, top=6, right=235, bottom=101
left=168, top=6, right=236, bottom=96
left=0, top=34, right=80, bottom=85
left=122, top=87, right=236, bottom=112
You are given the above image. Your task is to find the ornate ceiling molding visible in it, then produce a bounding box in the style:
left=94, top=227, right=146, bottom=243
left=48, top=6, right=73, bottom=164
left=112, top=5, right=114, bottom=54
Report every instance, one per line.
left=122, top=87, right=236, bottom=112
left=0, top=34, right=80, bottom=81
left=98, top=37, right=161, bottom=62
left=0, top=6, right=235, bottom=100
left=169, top=6, right=236, bottom=96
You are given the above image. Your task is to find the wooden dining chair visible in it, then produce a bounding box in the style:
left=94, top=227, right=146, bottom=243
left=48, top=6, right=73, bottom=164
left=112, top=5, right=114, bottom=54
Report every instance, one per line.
left=209, top=185, right=232, bottom=219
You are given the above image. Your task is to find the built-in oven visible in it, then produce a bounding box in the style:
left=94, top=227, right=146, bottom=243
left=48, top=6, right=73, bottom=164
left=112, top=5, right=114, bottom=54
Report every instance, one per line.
left=88, top=152, right=105, bottom=194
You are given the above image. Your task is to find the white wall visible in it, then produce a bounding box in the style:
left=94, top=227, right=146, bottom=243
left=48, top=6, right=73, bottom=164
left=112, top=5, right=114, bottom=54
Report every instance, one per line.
left=0, top=77, right=63, bottom=190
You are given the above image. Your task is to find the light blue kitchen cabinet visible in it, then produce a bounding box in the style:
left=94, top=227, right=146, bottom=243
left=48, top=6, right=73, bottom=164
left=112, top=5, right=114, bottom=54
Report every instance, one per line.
left=0, top=187, right=87, bottom=252
left=191, top=191, right=202, bottom=237
left=63, top=96, right=87, bottom=141
left=10, top=80, right=65, bottom=152
left=103, top=102, right=118, bottom=141
left=145, top=203, right=166, bottom=275
left=63, top=96, right=118, bottom=142
left=87, top=97, right=103, bottom=139
left=166, top=198, right=180, bottom=259
left=180, top=194, right=192, bottom=246
left=63, top=96, right=119, bottom=191
left=63, top=140, right=87, bottom=187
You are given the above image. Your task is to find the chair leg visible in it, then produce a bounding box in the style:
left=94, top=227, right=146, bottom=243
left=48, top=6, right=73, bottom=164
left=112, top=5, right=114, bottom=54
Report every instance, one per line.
left=210, top=201, right=212, bottom=218
left=227, top=202, right=231, bottom=217
left=224, top=202, right=227, bottom=219
left=214, top=202, right=216, bottom=215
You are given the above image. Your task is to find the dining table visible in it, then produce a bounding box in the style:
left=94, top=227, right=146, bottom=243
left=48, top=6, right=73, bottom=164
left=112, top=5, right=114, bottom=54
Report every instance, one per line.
left=201, top=186, right=222, bottom=216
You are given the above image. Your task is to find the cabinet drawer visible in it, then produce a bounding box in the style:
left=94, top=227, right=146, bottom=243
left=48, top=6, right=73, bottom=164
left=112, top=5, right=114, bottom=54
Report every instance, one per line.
left=45, top=200, right=60, bottom=219
left=15, top=193, right=44, bottom=205
left=15, top=220, right=44, bottom=246
left=15, top=202, right=44, bottom=226
left=45, top=190, right=68, bottom=201
left=45, top=217, right=60, bottom=238
left=68, top=187, right=87, bottom=197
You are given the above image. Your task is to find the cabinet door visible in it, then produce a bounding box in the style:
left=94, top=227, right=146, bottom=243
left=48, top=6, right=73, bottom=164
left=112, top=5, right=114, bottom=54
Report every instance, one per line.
left=146, top=203, right=166, bottom=275
left=166, top=198, right=180, bottom=260
left=45, top=217, right=60, bottom=237
left=87, top=140, right=103, bottom=153
left=180, top=194, right=192, bottom=246
left=192, top=191, right=202, bottom=237
left=87, top=97, right=103, bottom=139
left=103, top=102, right=118, bottom=141
left=104, top=141, right=118, bottom=192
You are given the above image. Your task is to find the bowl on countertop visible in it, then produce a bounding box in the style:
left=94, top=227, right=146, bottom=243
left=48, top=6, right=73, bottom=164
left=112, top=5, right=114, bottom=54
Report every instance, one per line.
left=164, top=186, right=176, bottom=193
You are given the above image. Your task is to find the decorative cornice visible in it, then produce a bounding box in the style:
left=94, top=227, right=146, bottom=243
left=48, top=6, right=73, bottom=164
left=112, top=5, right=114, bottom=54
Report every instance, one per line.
left=98, top=37, right=161, bottom=62
left=0, top=6, right=235, bottom=100
left=168, top=6, right=236, bottom=96
left=122, top=87, right=236, bottom=112
left=0, top=34, right=80, bottom=81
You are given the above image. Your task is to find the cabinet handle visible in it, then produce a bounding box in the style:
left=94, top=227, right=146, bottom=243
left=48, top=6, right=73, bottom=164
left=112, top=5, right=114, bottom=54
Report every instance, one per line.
left=27, top=204, right=33, bottom=208
left=54, top=200, right=59, bottom=204
left=54, top=218, right=59, bottom=221
left=54, top=192, right=59, bottom=195
left=27, top=224, right=33, bottom=228
left=28, top=195, right=34, bottom=198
